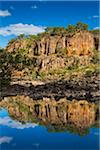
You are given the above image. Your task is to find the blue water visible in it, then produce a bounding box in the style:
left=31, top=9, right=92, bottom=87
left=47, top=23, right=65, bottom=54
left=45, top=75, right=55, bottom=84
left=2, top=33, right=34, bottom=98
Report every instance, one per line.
left=0, top=109, right=99, bottom=150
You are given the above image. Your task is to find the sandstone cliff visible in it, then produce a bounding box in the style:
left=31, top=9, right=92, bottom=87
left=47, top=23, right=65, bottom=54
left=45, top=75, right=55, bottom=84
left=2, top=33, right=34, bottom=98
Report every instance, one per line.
left=5, top=30, right=99, bottom=80
left=1, top=28, right=99, bottom=101
left=6, top=30, right=95, bottom=56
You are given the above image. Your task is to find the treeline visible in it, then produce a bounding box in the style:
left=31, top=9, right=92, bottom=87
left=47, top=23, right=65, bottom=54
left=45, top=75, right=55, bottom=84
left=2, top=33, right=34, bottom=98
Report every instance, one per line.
left=7, top=22, right=99, bottom=45
left=0, top=22, right=99, bottom=89
left=0, top=46, right=41, bottom=90
left=45, top=22, right=88, bottom=35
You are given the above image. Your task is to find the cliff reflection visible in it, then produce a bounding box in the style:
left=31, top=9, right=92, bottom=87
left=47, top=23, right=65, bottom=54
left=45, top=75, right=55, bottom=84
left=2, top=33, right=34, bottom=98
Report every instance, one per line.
left=0, top=96, right=99, bottom=136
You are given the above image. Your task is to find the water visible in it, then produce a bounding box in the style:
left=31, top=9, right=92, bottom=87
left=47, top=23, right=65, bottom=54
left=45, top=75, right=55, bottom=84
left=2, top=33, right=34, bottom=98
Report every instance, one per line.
left=0, top=108, right=99, bottom=150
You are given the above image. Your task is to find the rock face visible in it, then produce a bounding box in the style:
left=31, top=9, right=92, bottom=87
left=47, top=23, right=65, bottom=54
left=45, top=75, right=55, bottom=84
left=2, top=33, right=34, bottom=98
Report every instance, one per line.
left=39, top=56, right=66, bottom=72
left=6, top=31, right=95, bottom=56
left=6, top=38, right=38, bottom=56
left=5, top=30, right=99, bottom=81
left=67, top=31, right=94, bottom=56
left=93, top=34, right=100, bottom=51
left=0, top=96, right=98, bottom=130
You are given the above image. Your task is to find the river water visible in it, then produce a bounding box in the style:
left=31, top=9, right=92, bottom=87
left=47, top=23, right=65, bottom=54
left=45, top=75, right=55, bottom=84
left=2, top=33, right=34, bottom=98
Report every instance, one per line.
left=0, top=108, right=99, bottom=150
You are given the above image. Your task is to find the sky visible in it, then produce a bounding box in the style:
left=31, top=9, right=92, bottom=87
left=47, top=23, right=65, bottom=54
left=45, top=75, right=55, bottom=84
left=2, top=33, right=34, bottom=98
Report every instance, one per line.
left=0, top=1, right=99, bottom=48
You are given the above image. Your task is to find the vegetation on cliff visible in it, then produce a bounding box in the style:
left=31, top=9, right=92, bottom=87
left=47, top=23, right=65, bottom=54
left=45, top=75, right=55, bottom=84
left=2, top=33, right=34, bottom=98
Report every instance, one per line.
left=0, top=22, right=99, bottom=99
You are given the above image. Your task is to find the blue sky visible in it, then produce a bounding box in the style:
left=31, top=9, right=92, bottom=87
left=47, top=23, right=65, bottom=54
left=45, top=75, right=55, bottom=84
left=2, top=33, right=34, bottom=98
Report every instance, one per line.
left=0, top=1, right=99, bottom=48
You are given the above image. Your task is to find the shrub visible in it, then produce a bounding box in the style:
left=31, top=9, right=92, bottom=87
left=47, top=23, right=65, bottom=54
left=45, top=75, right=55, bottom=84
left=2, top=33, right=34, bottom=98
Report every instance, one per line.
left=92, top=50, right=100, bottom=64
left=8, top=38, right=16, bottom=45
left=85, top=69, right=94, bottom=77
left=32, top=71, right=37, bottom=80
left=39, top=71, right=46, bottom=80
left=56, top=48, right=67, bottom=56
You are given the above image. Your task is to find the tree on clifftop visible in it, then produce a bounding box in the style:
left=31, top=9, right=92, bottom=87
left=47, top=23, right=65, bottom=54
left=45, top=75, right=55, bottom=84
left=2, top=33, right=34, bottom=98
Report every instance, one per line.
left=76, top=22, right=88, bottom=30
left=45, top=27, right=66, bottom=35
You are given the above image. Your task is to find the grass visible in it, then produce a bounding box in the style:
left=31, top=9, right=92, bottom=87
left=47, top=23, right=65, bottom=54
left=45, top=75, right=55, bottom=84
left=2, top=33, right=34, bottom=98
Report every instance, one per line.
left=45, top=63, right=99, bottom=80
left=31, top=71, right=37, bottom=80
left=39, top=71, right=47, bottom=80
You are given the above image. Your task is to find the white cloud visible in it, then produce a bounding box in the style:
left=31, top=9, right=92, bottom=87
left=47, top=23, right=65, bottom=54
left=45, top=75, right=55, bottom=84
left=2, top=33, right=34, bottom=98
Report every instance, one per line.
left=0, top=10, right=11, bottom=17
left=93, top=27, right=100, bottom=30
left=88, top=15, right=99, bottom=20
left=0, top=116, right=38, bottom=129
left=31, top=5, right=38, bottom=9
left=93, top=15, right=99, bottom=18
left=91, top=131, right=100, bottom=136
left=0, top=23, right=45, bottom=36
left=0, top=136, right=13, bottom=144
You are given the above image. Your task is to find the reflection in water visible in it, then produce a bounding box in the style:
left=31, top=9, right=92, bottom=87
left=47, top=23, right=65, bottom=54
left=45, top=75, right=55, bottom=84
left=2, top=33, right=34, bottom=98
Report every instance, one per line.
left=0, top=96, right=99, bottom=150
left=0, top=136, right=13, bottom=145
left=0, top=96, right=99, bottom=136
left=0, top=116, right=37, bottom=129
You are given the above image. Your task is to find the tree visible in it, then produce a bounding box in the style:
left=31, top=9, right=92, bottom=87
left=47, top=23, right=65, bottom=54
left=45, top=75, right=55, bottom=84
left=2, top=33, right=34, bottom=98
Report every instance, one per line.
left=91, top=29, right=100, bottom=35
left=8, top=38, right=16, bottom=45
left=18, top=34, right=25, bottom=39
left=45, top=27, right=66, bottom=35
left=66, top=24, right=76, bottom=33
left=0, top=50, right=11, bottom=90
left=76, top=22, right=88, bottom=30
left=28, top=34, right=40, bottom=41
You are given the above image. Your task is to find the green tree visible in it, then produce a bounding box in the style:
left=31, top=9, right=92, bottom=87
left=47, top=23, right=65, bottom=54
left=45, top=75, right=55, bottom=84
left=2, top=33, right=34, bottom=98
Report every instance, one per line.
left=8, top=38, right=16, bottom=45
left=0, top=50, right=11, bottom=90
left=18, top=34, right=25, bottom=39
left=76, top=22, right=88, bottom=30
left=66, top=24, right=76, bottom=33
left=45, top=27, right=66, bottom=35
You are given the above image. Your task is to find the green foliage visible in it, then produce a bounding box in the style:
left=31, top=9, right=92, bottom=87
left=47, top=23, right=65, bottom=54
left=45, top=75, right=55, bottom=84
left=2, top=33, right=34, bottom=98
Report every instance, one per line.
left=48, top=124, right=90, bottom=136
left=45, top=27, right=66, bottom=35
left=18, top=34, right=26, bottom=39
left=92, top=50, right=100, bottom=64
left=39, top=71, right=46, bottom=80
left=76, top=22, right=88, bottom=30
left=8, top=38, right=16, bottom=45
left=66, top=22, right=88, bottom=35
left=90, top=29, right=100, bottom=35
left=0, top=47, right=4, bottom=51
left=28, top=34, right=40, bottom=41
left=18, top=48, right=28, bottom=56
left=66, top=25, right=76, bottom=33
left=0, top=50, right=11, bottom=89
left=43, top=22, right=88, bottom=36
left=31, top=71, right=37, bottom=80
left=56, top=48, right=67, bottom=56
left=1, top=22, right=98, bottom=84
left=85, top=70, right=93, bottom=77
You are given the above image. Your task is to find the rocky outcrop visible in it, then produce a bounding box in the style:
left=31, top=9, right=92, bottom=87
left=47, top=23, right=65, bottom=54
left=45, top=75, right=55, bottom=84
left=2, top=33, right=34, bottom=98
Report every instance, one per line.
left=6, top=38, right=38, bottom=56
left=93, top=34, right=100, bottom=51
left=4, top=30, right=99, bottom=91
left=0, top=72, right=99, bottom=101
left=67, top=31, right=94, bottom=56
left=38, top=55, right=93, bottom=72
left=5, top=30, right=97, bottom=75
left=6, top=31, right=95, bottom=56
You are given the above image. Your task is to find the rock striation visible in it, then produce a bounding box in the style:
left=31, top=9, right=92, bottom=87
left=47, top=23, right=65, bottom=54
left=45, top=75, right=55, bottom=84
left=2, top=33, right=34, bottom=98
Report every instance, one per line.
left=67, top=31, right=94, bottom=56
left=5, top=30, right=98, bottom=77
left=6, top=31, right=95, bottom=56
